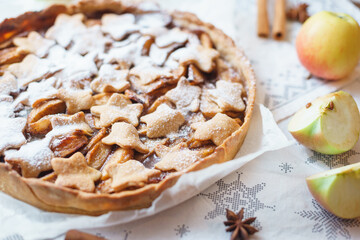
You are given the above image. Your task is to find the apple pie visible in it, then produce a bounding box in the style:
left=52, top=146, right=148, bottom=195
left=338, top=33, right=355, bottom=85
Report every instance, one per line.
left=0, top=0, right=256, bottom=215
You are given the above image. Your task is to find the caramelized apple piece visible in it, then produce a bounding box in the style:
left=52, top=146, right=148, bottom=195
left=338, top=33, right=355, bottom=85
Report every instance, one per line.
left=0, top=47, right=27, bottom=65
left=50, top=132, right=88, bottom=157
left=27, top=99, right=66, bottom=124
left=86, top=141, right=112, bottom=170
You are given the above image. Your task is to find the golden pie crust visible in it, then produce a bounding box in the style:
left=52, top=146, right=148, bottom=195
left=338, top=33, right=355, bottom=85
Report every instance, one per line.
left=0, top=0, right=256, bottom=215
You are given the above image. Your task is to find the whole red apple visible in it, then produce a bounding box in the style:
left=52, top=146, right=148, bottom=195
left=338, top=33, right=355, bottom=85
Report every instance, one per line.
left=296, top=11, right=360, bottom=80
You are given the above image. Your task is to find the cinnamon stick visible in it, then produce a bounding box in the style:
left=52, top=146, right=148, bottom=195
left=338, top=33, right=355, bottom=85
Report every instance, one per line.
left=65, top=230, right=106, bottom=240
left=272, top=0, right=286, bottom=40
left=257, top=0, right=270, bottom=38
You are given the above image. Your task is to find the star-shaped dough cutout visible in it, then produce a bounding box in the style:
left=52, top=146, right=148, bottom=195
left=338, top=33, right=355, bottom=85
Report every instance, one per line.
left=70, top=25, right=110, bottom=55
left=51, top=152, right=101, bottom=192
left=140, top=103, right=185, bottom=138
left=199, top=89, right=221, bottom=118
left=14, top=77, right=58, bottom=107
left=148, top=43, right=177, bottom=66
left=103, top=42, right=137, bottom=67
left=91, top=93, right=143, bottom=127
left=106, top=160, right=160, bottom=192
left=0, top=96, right=15, bottom=118
left=155, top=28, right=189, bottom=48
left=90, top=64, right=130, bottom=93
left=140, top=26, right=167, bottom=38
left=0, top=117, right=26, bottom=154
left=129, top=68, right=180, bottom=95
left=102, top=36, right=153, bottom=67
left=0, top=72, right=17, bottom=96
left=13, top=31, right=55, bottom=57
left=154, top=143, right=201, bottom=171
left=191, top=113, right=240, bottom=146
left=207, top=80, right=245, bottom=112
left=49, top=112, right=93, bottom=137
left=8, top=54, right=61, bottom=87
left=48, top=45, right=98, bottom=77
left=5, top=138, right=53, bottom=178
left=102, top=122, right=148, bottom=153
left=48, top=46, right=98, bottom=89
left=101, top=13, right=139, bottom=40
left=137, top=12, right=172, bottom=28
left=45, top=13, right=86, bottom=47
left=101, top=148, right=133, bottom=179
left=165, top=77, right=201, bottom=113
left=130, top=63, right=173, bottom=85
left=168, top=44, right=219, bottom=72
left=57, top=88, right=94, bottom=114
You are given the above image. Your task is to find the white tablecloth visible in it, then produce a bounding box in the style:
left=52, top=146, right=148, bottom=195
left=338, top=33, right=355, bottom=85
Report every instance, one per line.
left=1, top=0, right=360, bottom=239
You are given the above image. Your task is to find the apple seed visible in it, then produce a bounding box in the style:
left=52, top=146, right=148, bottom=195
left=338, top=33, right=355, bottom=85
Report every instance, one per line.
left=327, top=101, right=334, bottom=110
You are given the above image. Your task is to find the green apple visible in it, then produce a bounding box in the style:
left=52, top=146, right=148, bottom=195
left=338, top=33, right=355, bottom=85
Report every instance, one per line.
left=288, top=91, right=360, bottom=154
left=307, top=162, right=360, bottom=219
left=296, top=11, right=360, bottom=80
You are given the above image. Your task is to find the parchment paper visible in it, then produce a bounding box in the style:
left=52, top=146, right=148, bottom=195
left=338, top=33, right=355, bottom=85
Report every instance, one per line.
left=0, top=104, right=291, bottom=240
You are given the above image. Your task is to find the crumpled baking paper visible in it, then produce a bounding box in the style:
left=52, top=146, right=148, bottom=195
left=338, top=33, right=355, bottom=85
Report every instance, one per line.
left=0, top=104, right=292, bottom=239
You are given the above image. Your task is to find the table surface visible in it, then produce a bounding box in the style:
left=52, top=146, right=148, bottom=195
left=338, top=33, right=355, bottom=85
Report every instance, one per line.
left=1, top=0, right=360, bottom=239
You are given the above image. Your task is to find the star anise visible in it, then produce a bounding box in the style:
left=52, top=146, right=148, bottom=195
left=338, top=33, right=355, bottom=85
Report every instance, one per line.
left=224, top=208, right=258, bottom=240
left=286, top=3, right=310, bottom=23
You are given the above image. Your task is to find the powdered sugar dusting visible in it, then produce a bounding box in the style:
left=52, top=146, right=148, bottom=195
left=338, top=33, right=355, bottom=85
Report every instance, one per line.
left=0, top=72, right=17, bottom=96
left=14, top=31, right=55, bottom=58
left=141, top=104, right=185, bottom=138
left=70, top=25, right=111, bottom=55
left=155, top=28, right=189, bottom=48
left=45, top=13, right=87, bottom=47
left=8, top=54, right=62, bottom=87
left=0, top=117, right=26, bottom=154
left=0, top=96, right=15, bottom=118
left=4, top=137, right=53, bottom=177
left=0, top=8, right=245, bottom=183
left=208, top=80, right=245, bottom=112
left=165, top=77, right=201, bottom=113
left=49, top=46, right=97, bottom=90
left=14, top=77, right=58, bottom=107
left=91, top=64, right=129, bottom=93
left=155, top=147, right=200, bottom=171
left=136, top=12, right=172, bottom=28
left=101, top=13, right=139, bottom=41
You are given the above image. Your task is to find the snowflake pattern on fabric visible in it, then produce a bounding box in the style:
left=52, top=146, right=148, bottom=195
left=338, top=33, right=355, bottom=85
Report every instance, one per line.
left=199, top=172, right=275, bottom=229
left=295, top=199, right=360, bottom=240
left=1, top=234, right=24, bottom=240
left=122, top=230, right=132, bottom=240
left=95, top=232, right=106, bottom=238
left=174, top=224, right=190, bottom=238
left=261, top=64, right=323, bottom=110
left=306, top=150, right=360, bottom=169
left=279, top=162, right=293, bottom=173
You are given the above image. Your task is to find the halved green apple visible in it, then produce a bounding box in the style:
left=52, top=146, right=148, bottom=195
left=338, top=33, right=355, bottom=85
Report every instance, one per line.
left=288, top=91, right=360, bottom=154
left=307, top=162, right=360, bottom=219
